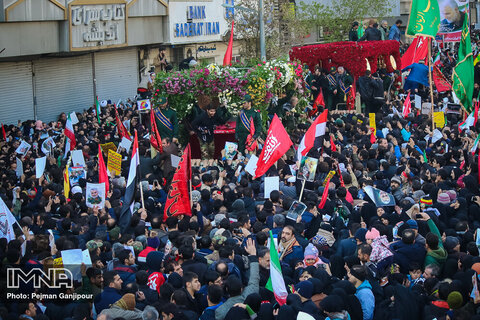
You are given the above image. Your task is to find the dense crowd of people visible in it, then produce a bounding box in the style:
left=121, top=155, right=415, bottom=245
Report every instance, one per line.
left=2, top=27, right=480, bottom=320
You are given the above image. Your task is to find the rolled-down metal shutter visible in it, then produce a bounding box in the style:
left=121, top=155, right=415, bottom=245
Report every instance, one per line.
left=0, top=62, right=34, bottom=124
left=35, top=54, right=94, bottom=123
left=94, top=48, right=138, bottom=103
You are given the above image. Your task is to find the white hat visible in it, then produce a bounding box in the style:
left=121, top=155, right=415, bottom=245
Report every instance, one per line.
left=100, top=100, right=108, bottom=107
left=71, top=186, right=82, bottom=195
left=297, top=312, right=315, bottom=320
left=188, top=59, right=197, bottom=67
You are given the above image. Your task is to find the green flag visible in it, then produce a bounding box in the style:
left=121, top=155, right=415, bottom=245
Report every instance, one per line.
left=452, top=14, right=474, bottom=113
left=95, top=96, right=101, bottom=124
left=406, top=0, right=441, bottom=38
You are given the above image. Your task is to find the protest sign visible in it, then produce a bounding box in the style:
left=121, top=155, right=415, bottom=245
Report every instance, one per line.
left=224, top=142, right=238, bottom=160
left=68, top=166, right=87, bottom=186
left=86, top=183, right=105, bottom=209
left=71, top=150, right=86, bottom=167
left=369, top=113, right=376, bottom=131
left=245, top=155, right=258, bottom=176
left=107, top=149, right=122, bottom=176
left=264, top=176, right=280, bottom=199
left=297, top=156, right=318, bottom=182
left=15, top=141, right=31, bottom=155
left=35, top=157, right=46, bottom=178
left=137, top=99, right=151, bottom=111
left=100, top=142, right=117, bottom=155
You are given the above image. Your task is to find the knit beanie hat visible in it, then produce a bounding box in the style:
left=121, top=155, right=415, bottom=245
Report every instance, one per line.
left=391, top=176, right=401, bottom=185
left=304, top=243, right=319, bottom=260
left=295, top=280, right=313, bottom=299
left=147, top=237, right=160, bottom=249
left=420, top=196, right=433, bottom=207
left=115, top=293, right=136, bottom=310
left=365, top=228, right=380, bottom=240
left=446, top=190, right=457, bottom=202
left=320, top=294, right=345, bottom=313
left=109, top=226, right=121, bottom=241
left=447, top=291, right=463, bottom=309
left=437, top=193, right=451, bottom=205
left=354, top=228, right=367, bottom=243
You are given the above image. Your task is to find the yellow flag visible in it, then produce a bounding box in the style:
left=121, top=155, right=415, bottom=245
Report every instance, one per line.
left=64, top=166, right=70, bottom=198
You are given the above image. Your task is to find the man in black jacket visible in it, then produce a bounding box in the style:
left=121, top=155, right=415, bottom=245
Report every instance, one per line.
left=349, top=22, right=359, bottom=41
left=191, top=104, right=228, bottom=158
left=360, top=20, right=382, bottom=41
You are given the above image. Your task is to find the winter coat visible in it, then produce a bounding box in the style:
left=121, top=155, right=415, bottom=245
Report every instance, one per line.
left=100, top=305, right=143, bottom=320
left=390, top=241, right=426, bottom=273
left=355, top=280, right=375, bottom=320
left=370, top=235, right=393, bottom=263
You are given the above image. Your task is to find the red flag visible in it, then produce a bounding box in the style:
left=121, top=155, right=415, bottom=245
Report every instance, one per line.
left=346, top=84, right=356, bottom=111
left=401, top=36, right=429, bottom=69
left=309, top=89, right=325, bottom=116
left=330, top=135, right=337, bottom=152
left=370, top=128, right=376, bottom=144
left=254, top=115, right=292, bottom=178
left=223, top=21, right=235, bottom=66
left=115, top=105, right=132, bottom=141
left=432, top=65, right=452, bottom=92
left=150, top=109, right=163, bottom=153
left=318, top=179, right=331, bottom=209
left=98, top=145, right=109, bottom=194
left=164, top=144, right=192, bottom=221
left=402, top=93, right=411, bottom=118
left=1, top=124, right=5, bottom=140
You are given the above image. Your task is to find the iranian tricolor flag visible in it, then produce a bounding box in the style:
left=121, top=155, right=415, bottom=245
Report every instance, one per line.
left=433, top=52, right=442, bottom=67
left=471, top=134, right=480, bottom=155
left=266, top=231, right=288, bottom=305
left=459, top=102, right=479, bottom=132
left=297, top=110, right=328, bottom=162
left=95, top=96, right=101, bottom=123
left=64, top=114, right=76, bottom=151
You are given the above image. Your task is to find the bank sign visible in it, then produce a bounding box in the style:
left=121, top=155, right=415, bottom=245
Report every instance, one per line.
left=69, top=3, right=127, bottom=51
left=169, top=0, right=229, bottom=44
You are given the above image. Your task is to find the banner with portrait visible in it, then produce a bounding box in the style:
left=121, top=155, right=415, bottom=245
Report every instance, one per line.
left=437, top=0, right=469, bottom=42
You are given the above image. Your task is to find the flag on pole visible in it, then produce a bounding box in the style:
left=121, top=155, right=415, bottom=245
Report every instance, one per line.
left=2, top=124, right=6, bottom=140
left=459, top=102, right=479, bottom=132
left=452, top=13, right=474, bottom=113
left=401, top=36, right=429, bottom=69
left=149, top=109, right=163, bottom=153
left=433, top=51, right=442, bottom=67
left=471, top=134, right=480, bottom=155
left=0, top=197, right=19, bottom=242
left=115, top=105, right=132, bottom=141
left=403, top=92, right=411, bottom=118
left=406, top=0, right=440, bottom=38
left=432, top=65, right=452, bottom=92
left=118, top=130, right=140, bottom=232
left=266, top=231, right=288, bottom=305
left=98, top=145, right=109, bottom=195
left=254, top=115, right=292, bottom=179
left=64, top=114, right=76, bottom=151
left=297, top=110, right=328, bottom=162
left=64, top=165, right=70, bottom=199
left=318, top=178, right=331, bottom=209
left=95, top=96, right=101, bottom=124
left=223, top=21, right=235, bottom=66
left=330, top=135, right=337, bottom=152
left=309, top=89, right=325, bottom=117
left=164, top=144, right=192, bottom=221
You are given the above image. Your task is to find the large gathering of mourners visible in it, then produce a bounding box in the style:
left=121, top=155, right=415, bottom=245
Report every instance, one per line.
left=3, top=24, right=480, bottom=320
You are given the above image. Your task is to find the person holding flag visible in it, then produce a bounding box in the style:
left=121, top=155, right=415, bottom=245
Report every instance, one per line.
left=153, top=97, right=179, bottom=144
left=235, top=94, right=262, bottom=154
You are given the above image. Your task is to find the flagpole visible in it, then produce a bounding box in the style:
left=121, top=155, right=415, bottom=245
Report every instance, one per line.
left=139, top=180, right=146, bottom=210
left=428, top=40, right=435, bottom=130
left=298, top=179, right=306, bottom=202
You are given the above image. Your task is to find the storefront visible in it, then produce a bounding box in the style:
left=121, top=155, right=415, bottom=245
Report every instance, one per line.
left=167, top=0, right=241, bottom=66
left=0, top=0, right=167, bottom=124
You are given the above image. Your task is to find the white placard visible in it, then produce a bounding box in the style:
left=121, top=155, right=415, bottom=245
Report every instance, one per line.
left=245, top=154, right=258, bottom=176
left=35, top=157, right=46, bottom=178
left=124, top=245, right=135, bottom=258
left=70, top=112, right=79, bottom=125
left=414, top=94, right=422, bottom=109
left=15, top=141, right=31, bottom=155
left=71, top=149, right=86, bottom=167
left=82, top=249, right=92, bottom=267
left=61, top=249, right=83, bottom=280
left=41, top=137, right=55, bottom=156
left=16, top=157, right=23, bottom=178
left=118, top=136, right=132, bottom=152
left=171, top=154, right=181, bottom=168
left=264, top=176, right=280, bottom=199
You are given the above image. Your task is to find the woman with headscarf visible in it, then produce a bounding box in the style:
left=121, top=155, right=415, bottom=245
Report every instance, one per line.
left=99, top=293, right=143, bottom=320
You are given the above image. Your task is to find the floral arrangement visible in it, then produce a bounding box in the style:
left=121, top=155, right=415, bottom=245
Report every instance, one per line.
left=152, top=59, right=310, bottom=122
left=289, top=40, right=401, bottom=78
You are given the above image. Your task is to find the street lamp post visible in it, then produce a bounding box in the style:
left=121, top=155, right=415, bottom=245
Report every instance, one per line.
left=222, top=1, right=266, bottom=61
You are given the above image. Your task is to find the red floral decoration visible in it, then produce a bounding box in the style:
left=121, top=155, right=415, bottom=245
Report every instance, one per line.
left=289, top=40, right=401, bottom=78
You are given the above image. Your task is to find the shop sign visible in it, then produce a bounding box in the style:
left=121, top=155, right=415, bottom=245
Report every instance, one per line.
left=69, top=3, right=127, bottom=50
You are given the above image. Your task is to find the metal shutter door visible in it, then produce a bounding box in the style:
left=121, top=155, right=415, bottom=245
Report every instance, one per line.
left=35, top=54, right=94, bottom=123
left=0, top=62, right=34, bottom=124
left=94, top=48, right=138, bottom=103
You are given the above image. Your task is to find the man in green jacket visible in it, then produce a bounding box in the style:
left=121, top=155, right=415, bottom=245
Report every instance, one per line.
left=153, top=97, right=179, bottom=144
left=419, top=212, right=447, bottom=269
left=235, top=95, right=262, bottom=154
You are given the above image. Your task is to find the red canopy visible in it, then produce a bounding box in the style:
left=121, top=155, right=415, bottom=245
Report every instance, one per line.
left=289, top=40, right=401, bottom=78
